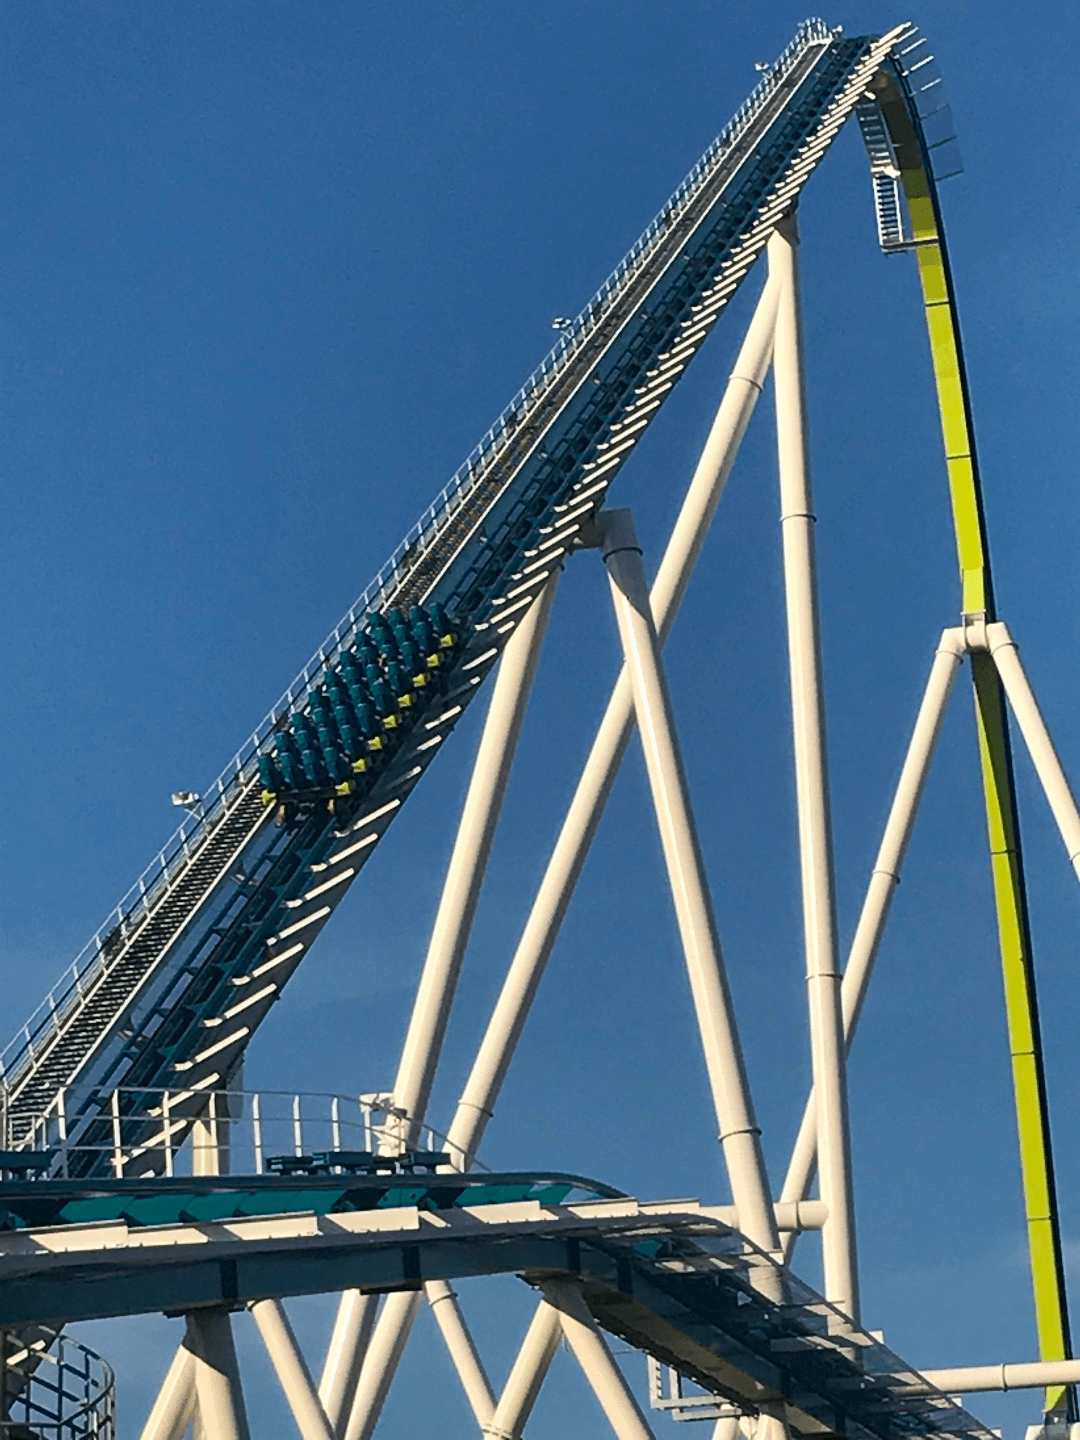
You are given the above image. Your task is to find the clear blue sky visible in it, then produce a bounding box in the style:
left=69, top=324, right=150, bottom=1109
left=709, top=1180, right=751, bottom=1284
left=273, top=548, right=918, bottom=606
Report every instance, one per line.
left=2, top=4, right=1079, bottom=1436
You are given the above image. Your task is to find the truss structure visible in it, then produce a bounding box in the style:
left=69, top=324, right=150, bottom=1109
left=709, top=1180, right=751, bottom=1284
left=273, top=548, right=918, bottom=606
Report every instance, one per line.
left=2, top=17, right=1079, bottom=1440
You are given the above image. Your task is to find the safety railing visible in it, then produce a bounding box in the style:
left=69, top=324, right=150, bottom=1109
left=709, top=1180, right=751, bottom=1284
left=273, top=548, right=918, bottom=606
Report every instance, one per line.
left=0, top=1330, right=114, bottom=1439
left=4, top=1086, right=483, bottom=1180
left=0, top=17, right=839, bottom=1093
left=891, top=28, right=962, bottom=181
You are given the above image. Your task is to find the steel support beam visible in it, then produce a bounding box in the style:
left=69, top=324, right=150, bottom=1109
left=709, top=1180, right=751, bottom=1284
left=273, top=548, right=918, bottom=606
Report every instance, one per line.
left=427, top=1279, right=496, bottom=1427
left=389, top=573, right=559, bottom=1148
left=318, top=1291, right=378, bottom=1436
left=768, top=217, right=857, bottom=1321
left=970, top=644, right=1074, bottom=1419
left=482, top=1301, right=564, bottom=1440
left=185, top=1310, right=251, bottom=1440
left=914, top=1360, right=1080, bottom=1395
left=544, top=1279, right=656, bottom=1439
left=599, top=505, right=778, bottom=1256
left=988, top=623, right=1080, bottom=884
left=343, top=279, right=779, bottom=1438
left=780, top=629, right=964, bottom=1253
left=139, top=1344, right=197, bottom=1440
left=342, top=1290, right=420, bottom=1440
left=250, top=1298, right=334, bottom=1440
left=446, top=274, right=779, bottom=1172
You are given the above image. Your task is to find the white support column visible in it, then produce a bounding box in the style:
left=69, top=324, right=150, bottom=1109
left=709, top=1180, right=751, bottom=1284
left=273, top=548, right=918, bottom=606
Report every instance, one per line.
left=342, top=1290, right=421, bottom=1440
left=345, top=277, right=779, bottom=1438
left=599, top=506, right=778, bottom=1256
left=250, top=1298, right=334, bottom=1440
left=447, top=276, right=780, bottom=1172
left=482, top=1300, right=564, bottom=1440
left=913, top=1360, right=1080, bottom=1395
left=185, top=1310, right=251, bottom=1440
left=988, top=622, right=1080, bottom=883
left=191, top=1096, right=222, bottom=1178
left=779, top=629, right=965, bottom=1251
left=318, top=1291, right=378, bottom=1434
left=139, top=1345, right=197, bottom=1440
left=427, top=1280, right=496, bottom=1427
left=768, top=217, right=857, bottom=1321
left=389, top=572, right=559, bottom=1148
left=543, top=1280, right=656, bottom=1440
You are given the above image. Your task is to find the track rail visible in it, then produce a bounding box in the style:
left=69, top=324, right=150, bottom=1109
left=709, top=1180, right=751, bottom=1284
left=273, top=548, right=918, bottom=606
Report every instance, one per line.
left=0, top=1187, right=997, bottom=1440
left=0, top=19, right=912, bottom=1137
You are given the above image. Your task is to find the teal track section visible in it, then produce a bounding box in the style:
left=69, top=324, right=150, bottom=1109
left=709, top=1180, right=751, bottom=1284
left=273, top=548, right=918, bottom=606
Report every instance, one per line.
left=0, top=1170, right=617, bottom=1231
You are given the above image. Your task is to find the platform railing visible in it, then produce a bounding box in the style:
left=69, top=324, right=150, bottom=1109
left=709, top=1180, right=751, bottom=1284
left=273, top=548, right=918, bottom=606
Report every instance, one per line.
left=0, top=17, right=839, bottom=1093
left=0, top=1330, right=114, bottom=1439
left=4, top=1086, right=481, bottom=1181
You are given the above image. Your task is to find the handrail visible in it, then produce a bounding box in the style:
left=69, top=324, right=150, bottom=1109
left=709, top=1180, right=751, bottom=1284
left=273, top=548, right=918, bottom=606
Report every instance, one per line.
left=0, top=17, right=837, bottom=1091
left=0, top=1329, right=114, bottom=1439
left=5, top=1084, right=491, bottom=1180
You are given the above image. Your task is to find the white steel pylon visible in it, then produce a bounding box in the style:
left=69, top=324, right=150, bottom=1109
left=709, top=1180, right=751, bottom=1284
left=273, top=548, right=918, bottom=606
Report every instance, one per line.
left=134, top=217, right=1080, bottom=1440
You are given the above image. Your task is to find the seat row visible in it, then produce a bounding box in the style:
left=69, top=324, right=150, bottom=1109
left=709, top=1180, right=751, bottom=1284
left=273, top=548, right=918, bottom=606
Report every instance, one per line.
left=258, top=602, right=459, bottom=805
left=265, top=1148, right=450, bottom=1176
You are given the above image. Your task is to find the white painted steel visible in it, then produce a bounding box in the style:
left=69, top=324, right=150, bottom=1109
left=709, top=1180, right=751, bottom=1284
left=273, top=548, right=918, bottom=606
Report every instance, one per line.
left=779, top=629, right=965, bottom=1252
left=349, top=279, right=778, bottom=1440
left=481, top=1301, right=564, bottom=1440
left=543, top=1279, right=657, bottom=1439
left=185, top=1310, right=251, bottom=1440
left=446, top=277, right=779, bottom=1171
left=988, top=622, right=1080, bottom=884
left=318, top=1291, right=378, bottom=1434
left=427, top=1279, right=496, bottom=1426
left=138, top=1344, right=196, bottom=1440
left=389, top=574, right=559, bottom=1148
left=913, top=1360, right=1080, bottom=1394
left=342, top=1290, right=421, bottom=1440
left=599, top=505, right=778, bottom=1256
left=333, top=584, right=557, bottom=1436
left=768, top=219, right=858, bottom=1321
left=250, top=1298, right=334, bottom=1440
left=190, top=1107, right=221, bottom=1177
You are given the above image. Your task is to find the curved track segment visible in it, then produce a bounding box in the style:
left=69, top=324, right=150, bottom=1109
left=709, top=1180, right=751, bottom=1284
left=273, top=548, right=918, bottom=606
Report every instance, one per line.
left=0, top=20, right=910, bottom=1141
left=0, top=1187, right=999, bottom=1440
left=859, top=41, right=1074, bottom=1419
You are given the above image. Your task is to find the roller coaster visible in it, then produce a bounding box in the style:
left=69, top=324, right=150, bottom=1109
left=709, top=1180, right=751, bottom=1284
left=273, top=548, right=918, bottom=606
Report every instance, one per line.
left=2, top=16, right=1079, bottom=1440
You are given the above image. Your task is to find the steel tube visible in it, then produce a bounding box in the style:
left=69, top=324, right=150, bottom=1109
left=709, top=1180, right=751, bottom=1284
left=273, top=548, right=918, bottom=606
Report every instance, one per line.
left=988, top=622, right=1080, bottom=884
left=336, top=580, right=556, bottom=1436
left=390, top=573, right=559, bottom=1146
left=913, top=1360, right=1080, bottom=1394
left=768, top=218, right=857, bottom=1320
left=447, top=275, right=779, bottom=1171
left=543, top=1280, right=656, bottom=1439
left=250, top=1298, right=334, bottom=1440
left=318, top=1291, right=378, bottom=1435
left=427, top=1280, right=496, bottom=1426
left=482, top=1301, right=564, bottom=1440
left=708, top=1199, right=827, bottom=1232
left=347, top=276, right=779, bottom=1440
left=185, top=1310, right=251, bottom=1440
left=600, top=506, right=778, bottom=1255
left=342, top=1290, right=421, bottom=1440
left=780, top=630, right=964, bottom=1256
left=138, top=1345, right=196, bottom=1440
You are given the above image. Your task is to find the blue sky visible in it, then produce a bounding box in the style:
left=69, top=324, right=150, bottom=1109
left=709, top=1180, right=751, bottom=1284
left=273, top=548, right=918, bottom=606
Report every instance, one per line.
left=2, top=3, right=1079, bottom=1436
